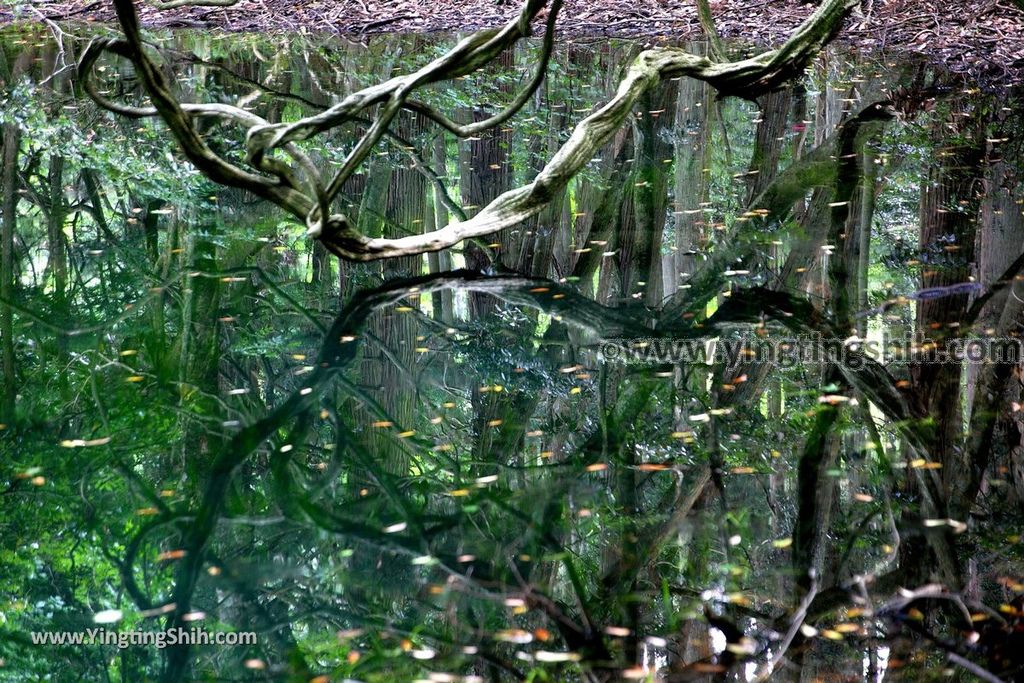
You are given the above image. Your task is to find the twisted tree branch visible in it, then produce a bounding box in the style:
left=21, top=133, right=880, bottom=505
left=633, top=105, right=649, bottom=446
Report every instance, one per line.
left=90, top=0, right=857, bottom=261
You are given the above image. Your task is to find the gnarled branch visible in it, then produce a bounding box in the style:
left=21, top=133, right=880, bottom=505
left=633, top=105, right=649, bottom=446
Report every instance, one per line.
left=90, top=0, right=857, bottom=261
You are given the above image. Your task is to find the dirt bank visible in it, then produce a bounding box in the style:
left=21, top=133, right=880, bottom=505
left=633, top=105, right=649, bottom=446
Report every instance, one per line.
left=6, top=0, right=1024, bottom=82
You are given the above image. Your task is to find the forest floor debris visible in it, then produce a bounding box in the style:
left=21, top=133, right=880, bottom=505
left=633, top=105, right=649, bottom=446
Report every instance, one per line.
left=5, top=0, right=1024, bottom=83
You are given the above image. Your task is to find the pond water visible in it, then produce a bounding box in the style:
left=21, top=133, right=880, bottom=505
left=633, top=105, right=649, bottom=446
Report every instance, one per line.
left=2, top=25, right=1024, bottom=683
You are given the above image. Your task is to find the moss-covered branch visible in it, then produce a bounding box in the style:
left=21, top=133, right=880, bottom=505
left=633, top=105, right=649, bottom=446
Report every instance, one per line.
left=92, top=0, right=857, bottom=261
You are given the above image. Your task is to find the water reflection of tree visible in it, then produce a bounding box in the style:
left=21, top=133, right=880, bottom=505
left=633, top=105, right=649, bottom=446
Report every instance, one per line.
left=2, top=23, right=1024, bottom=683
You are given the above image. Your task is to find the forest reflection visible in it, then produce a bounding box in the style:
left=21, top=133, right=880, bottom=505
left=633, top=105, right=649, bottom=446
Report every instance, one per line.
left=2, top=26, right=1024, bottom=682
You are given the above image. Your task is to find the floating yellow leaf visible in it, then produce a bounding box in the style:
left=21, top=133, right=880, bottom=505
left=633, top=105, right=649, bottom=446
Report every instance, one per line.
left=60, top=437, right=111, bottom=448
left=727, top=592, right=751, bottom=607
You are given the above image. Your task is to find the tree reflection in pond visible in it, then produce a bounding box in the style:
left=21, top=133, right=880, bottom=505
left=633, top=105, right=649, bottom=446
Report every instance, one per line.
left=2, top=27, right=1024, bottom=682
